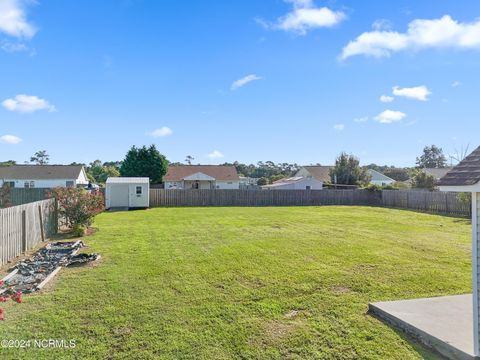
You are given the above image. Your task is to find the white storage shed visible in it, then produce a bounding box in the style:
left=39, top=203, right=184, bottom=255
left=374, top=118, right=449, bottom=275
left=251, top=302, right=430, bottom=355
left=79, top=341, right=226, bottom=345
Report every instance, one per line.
left=105, top=177, right=150, bottom=210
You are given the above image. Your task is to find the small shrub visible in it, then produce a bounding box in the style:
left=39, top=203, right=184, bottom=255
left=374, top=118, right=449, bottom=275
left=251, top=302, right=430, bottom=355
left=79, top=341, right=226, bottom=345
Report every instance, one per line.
left=49, top=188, right=104, bottom=232
left=363, top=184, right=382, bottom=192
left=411, top=170, right=436, bottom=191
left=457, top=192, right=471, bottom=205
left=72, top=224, right=87, bottom=237
left=0, top=183, right=11, bottom=208
left=363, top=183, right=399, bottom=192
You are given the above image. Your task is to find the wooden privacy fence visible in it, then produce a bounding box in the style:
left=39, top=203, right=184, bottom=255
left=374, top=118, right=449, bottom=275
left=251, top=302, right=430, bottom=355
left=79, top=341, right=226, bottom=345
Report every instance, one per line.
left=150, top=189, right=381, bottom=207
left=0, top=188, right=49, bottom=208
left=149, top=189, right=471, bottom=216
left=382, top=190, right=471, bottom=216
left=0, top=199, right=57, bottom=266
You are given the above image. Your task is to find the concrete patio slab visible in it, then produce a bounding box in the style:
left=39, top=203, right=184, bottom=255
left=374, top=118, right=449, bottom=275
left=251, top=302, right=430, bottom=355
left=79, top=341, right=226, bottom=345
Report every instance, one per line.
left=369, top=294, right=477, bottom=360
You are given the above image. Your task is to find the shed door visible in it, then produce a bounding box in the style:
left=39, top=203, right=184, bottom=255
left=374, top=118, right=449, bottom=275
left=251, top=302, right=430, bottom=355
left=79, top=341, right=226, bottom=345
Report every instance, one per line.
left=129, top=184, right=147, bottom=207
left=109, top=184, right=129, bottom=207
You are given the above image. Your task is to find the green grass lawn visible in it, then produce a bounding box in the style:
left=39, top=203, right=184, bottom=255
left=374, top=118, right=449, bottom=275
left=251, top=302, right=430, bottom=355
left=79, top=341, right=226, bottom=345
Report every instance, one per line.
left=0, top=206, right=472, bottom=359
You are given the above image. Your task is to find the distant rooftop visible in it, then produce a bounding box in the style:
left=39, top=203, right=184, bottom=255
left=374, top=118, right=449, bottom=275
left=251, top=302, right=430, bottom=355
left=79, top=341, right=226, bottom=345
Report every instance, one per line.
left=368, top=169, right=395, bottom=182
left=299, top=166, right=333, bottom=183
left=421, top=167, right=452, bottom=180
left=0, top=165, right=84, bottom=180
left=164, top=165, right=239, bottom=182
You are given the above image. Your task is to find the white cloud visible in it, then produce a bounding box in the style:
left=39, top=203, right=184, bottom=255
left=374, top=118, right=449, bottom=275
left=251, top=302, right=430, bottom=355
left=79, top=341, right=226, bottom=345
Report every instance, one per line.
left=341, top=15, right=480, bottom=60
left=208, top=150, right=224, bottom=159
left=260, top=0, right=345, bottom=35
left=147, top=127, right=173, bottom=138
left=374, top=110, right=407, bottom=124
left=380, top=95, right=394, bottom=103
left=231, top=74, right=262, bottom=90
left=353, top=116, right=368, bottom=123
left=333, top=124, right=345, bottom=131
left=1, top=40, right=28, bottom=52
left=0, top=0, right=36, bottom=39
left=372, top=19, right=393, bottom=31
left=0, top=134, right=22, bottom=144
left=451, top=80, right=462, bottom=87
left=2, top=94, right=56, bottom=113
left=392, top=85, right=431, bottom=101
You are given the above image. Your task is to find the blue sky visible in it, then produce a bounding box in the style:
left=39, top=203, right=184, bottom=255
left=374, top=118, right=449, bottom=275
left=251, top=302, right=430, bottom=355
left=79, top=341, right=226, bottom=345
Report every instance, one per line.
left=0, top=0, right=479, bottom=167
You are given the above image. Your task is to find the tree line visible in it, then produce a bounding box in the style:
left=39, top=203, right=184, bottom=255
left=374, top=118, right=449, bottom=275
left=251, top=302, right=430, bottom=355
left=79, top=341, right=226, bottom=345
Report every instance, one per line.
left=0, top=144, right=459, bottom=190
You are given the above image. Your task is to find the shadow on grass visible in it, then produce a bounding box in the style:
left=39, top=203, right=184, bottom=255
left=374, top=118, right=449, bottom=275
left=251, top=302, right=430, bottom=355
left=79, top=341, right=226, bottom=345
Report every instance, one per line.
left=369, top=312, right=446, bottom=360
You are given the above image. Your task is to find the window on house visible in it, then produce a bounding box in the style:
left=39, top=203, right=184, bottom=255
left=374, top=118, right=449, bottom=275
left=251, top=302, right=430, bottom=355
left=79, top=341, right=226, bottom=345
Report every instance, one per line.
left=24, top=181, right=35, bottom=188
left=306, top=186, right=311, bottom=190
left=6, top=182, right=15, bottom=188
left=66, top=181, right=74, bottom=187
left=136, top=186, right=142, bottom=195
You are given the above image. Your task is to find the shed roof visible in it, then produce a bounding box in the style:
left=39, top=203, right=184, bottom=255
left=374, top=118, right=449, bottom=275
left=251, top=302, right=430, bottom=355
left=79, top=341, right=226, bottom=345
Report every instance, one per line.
left=164, top=165, right=239, bottom=181
left=0, top=165, right=84, bottom=180
left=106, top=177, right=150, bottom=184
left=438, top=146, right=480, bottom=186
left=300, top=166, right=333, bottom=183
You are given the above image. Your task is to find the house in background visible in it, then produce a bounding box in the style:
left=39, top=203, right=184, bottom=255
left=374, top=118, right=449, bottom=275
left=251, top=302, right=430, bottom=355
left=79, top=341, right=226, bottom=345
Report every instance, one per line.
left=261, top=176, right=324, bottom=190
left=420, top=168, right=453, bottom=182
left=295, top=166, right=333, bottom=184
left=368, top=169, right=395, bottom=186
left=0, top=165, right=88, bottom=189
left=239, top=177, right=260, bottom=190
left=163, top=165, right=240, bottom=190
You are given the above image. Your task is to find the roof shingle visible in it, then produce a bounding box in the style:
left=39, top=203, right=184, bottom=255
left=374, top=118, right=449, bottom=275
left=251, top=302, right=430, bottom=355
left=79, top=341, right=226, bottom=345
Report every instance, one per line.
left=0, top=165, right=84, bottom=180
left=438, top=146, right=480, bottom=186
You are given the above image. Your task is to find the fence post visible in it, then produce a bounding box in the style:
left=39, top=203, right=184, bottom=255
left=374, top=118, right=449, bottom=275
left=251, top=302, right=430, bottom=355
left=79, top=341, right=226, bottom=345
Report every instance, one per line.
left=38, top=205, right=45, bottom=242
left=22, top=209, right=27, bottom=253
left=54, top=198, right=59, bottom=233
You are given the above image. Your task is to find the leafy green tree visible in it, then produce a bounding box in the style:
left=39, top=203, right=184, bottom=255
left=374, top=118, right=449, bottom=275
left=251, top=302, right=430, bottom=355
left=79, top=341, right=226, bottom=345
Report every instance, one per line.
left=330, top=153, right=371, bottom=185
left=257, top=177, right=268, bottom=186
left=120, top=145, right=168, bottom=184
left=416, top=145, right=447, bottom=168
left=220, top=161, right=300, bottom=179
left=269, top=174, right=285, bottom=183
left=383, top=168, right=411, bottom=182
left=411, top=170, right=436, bottom=190
left=185, top=155, right=194, bottom=165
left=87, top=160, right=120, bottom=183
left=0, top=160, right=16, bottom=167
left=30, top=150, right=49, bottom=165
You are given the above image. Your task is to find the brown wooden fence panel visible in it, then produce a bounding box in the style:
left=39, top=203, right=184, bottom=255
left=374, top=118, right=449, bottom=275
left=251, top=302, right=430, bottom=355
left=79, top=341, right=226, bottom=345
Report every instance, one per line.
left=0, top=199, right=57, bottom=266
left=149, top=189, right=381, bottom=208
left=149, top=189, right=470, bottom=216
left=0, top=188, right=49, bottom=208
left=381, top=190, right=470, bottom=216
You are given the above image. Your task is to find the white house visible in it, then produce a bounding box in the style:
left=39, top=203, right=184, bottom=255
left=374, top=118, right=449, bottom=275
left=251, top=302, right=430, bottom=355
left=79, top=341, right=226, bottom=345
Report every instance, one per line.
left=295, top=166, right=333, bottom=184
left=422, top=167, right=453, bottom=182
left=368, top=169, right=395, bottom=186
left=163, top=165, right=240, bottom=190
left=105, top=177, right=150, bottom=209
left=239, top=177, right=260, bottom=190
left=0, top=165, right=88, bottom=189
left=262, top=177, right=324, bottom=190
